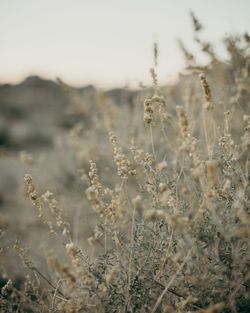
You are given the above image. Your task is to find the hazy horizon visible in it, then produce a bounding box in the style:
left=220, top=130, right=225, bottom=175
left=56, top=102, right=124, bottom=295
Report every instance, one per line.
left=1, top=0, right=250, bottom=88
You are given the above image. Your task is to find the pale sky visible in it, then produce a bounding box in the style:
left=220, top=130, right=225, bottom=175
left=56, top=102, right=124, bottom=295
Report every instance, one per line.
left=0, top=0, right=249, bottom=88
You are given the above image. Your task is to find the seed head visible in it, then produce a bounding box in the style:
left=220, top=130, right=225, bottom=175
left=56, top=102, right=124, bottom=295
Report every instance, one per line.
left=144, top=99, right=154, bottom=124
left=199, top=73, right=212, bottom=110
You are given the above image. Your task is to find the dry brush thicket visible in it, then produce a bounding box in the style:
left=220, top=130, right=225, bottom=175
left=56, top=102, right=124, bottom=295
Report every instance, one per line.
left=1, top=14, right=250, bottom=313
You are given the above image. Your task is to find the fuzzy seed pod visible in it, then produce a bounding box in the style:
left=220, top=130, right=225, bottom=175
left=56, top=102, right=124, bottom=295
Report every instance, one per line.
left=144, top=99, right=154, bottom=124
left=158, top=182, right=167, bottom=193
left=199, top=73, right=212, bottom=110
left=177, top=106, right=189, bottom=138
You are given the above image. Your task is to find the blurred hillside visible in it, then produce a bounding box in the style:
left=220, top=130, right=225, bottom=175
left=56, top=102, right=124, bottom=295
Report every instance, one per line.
left=0, top=76, right=94, bottom=151
left=0, top=76, right=142, bottom=152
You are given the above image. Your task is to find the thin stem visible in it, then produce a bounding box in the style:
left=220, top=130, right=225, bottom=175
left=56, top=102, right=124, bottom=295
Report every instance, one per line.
left=104, top=222, right=107, bottom=253
left=51, top=279, right=65, bottom=309
left=124, top=187, right=136, bottom=313
left=32, top=267, right=68, bottom=301
left=150, top=124, right=156, bottom=162
left=202, top=108, right=211, bottom=160
left=151, top=251, right=191, bottom=313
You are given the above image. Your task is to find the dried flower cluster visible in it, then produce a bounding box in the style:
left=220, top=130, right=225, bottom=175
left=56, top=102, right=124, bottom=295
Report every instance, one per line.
left=109, top=131, right=136, bottom=180
left=177, top=105, right=189, bottom=138
left=144, top=98, right=154, bottom=124
left=199, top=72, right=212, bottom=110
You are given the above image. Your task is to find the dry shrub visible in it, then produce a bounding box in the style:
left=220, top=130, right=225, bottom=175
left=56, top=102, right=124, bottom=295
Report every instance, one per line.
left=1, top=13, right=250, bottom=313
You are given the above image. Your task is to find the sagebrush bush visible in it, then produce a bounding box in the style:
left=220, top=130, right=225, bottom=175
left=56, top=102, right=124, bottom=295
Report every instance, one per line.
left=1, top=13, right=250, bottom=313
